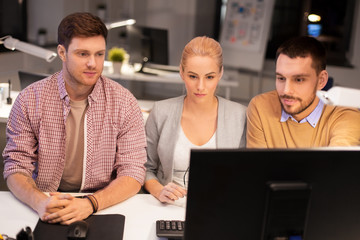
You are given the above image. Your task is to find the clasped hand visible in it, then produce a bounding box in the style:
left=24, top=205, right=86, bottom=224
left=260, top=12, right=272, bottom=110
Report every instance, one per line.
left=158, top=182, right=187, bottom=204
left=38, top=192, right=93, bottom=225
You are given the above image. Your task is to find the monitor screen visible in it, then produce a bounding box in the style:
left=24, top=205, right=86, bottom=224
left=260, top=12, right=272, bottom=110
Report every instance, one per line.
left=18, top=71, right=49, bottom=90
left=184, top=148, right=360, bottom=240
left=125, top=25, right=169, bottom=65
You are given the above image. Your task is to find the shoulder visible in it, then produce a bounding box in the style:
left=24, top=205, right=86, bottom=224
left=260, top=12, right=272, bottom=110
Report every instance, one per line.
left=101, top=75, right=133, bottom=97
left=100, top=76, right=138, bottom=107
left=218, top=96, right=247, bottom=112
left=150, top=96, right=184, bottom=117
left=323, top=104, right=360, bottom=120
left=17, top=73, right=59, bottom=102
left=248, top=90, right=280, bottom=113
left=247, top=90, right=282, bottom=122
left=146, top=96, right=184, bottom=129
left=153, top=96, right=185, bottom=109
left=249, top=90, right=278, bottom=106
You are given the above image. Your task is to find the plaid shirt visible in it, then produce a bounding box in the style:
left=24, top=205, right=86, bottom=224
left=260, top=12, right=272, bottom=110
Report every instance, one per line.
left=3, top=71, right=147, bottom=192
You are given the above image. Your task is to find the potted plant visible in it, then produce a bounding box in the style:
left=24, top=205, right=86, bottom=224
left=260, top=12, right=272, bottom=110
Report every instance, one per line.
left=108, top=47, right=127, bottom=74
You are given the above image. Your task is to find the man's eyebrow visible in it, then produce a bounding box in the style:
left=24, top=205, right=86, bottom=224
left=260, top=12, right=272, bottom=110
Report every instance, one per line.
left=73, top=49, right=106, bottom=53
left=276, top=72, right=311, bottom=77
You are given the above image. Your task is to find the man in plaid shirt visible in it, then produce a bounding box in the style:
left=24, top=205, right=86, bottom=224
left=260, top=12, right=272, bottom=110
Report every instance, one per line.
left=3, top=12, right=146, bottom=224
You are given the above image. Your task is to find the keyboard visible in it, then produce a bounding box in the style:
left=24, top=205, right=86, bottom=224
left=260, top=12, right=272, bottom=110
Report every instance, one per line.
left=156, top=220, right=185, bottom=239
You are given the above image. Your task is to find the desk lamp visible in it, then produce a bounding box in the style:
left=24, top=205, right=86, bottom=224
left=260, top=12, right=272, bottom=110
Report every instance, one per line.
left=0, top=36, right=57, bottom=62
left=105, top=19, right=136, bottom=30
left=317, top=86, right=360, bottom=108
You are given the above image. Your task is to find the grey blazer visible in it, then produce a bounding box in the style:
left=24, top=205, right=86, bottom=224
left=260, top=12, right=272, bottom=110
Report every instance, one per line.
left=145, top=95, right=247, bottom=185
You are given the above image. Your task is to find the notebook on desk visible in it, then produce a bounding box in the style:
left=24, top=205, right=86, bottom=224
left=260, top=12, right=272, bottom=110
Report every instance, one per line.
left=33, top=214, right=125, bottom=240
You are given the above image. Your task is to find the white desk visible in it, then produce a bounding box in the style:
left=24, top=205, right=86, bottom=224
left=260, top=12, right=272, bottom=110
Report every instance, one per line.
left=0, top=91, right=154, bottom=123
left=103, top=67, right=239, bottom=100
left=0, top=91, right=19, bottom=123
left=0, top=191, right=185, bottom=240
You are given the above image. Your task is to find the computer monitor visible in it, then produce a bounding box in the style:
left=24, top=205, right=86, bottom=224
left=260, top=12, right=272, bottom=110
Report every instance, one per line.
left=184, top=148, right=360, bottom=240
left=18, top=70, right=49, bottom=90
left=125, top=25, right=169, bottom=65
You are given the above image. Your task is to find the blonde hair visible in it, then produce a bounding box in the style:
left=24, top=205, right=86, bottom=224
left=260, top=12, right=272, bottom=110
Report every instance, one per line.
left=180, top=36, right=223, bottom=72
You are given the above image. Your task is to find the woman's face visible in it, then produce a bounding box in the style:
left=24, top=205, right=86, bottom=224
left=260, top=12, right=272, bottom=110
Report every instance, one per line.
left=180, top=55, right=222, bottom=103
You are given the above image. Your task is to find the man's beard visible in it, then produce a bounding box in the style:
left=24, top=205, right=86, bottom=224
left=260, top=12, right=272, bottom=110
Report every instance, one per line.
left=279, top=92, right=316, bottom=116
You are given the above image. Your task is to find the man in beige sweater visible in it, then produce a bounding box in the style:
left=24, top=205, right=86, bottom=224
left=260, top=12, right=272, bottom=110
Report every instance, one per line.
left=247, top=36, right=360, bottom=148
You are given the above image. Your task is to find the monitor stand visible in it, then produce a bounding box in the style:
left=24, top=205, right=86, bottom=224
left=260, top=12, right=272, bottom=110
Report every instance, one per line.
left=137, top=57, right=158, bottom=76
left=261, top=181, right=311, bottom=240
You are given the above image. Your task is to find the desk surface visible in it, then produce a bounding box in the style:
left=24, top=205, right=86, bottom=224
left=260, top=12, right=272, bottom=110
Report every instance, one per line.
left=103, top=65, right=238, bottom=99
left=0, top=91, right=19, bottom=123
left=0, top=191, right=185, bottom=240
left=104, top=68, right=239, bottom=87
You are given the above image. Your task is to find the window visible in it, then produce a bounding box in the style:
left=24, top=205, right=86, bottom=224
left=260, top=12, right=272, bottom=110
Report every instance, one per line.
left=265, top=0, right=356, bottom=67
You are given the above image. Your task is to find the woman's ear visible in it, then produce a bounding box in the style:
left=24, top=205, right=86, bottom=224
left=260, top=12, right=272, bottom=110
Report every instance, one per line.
left=57, top=45, right=66, bottom=62
left=317, top=70, right=329, bottom=90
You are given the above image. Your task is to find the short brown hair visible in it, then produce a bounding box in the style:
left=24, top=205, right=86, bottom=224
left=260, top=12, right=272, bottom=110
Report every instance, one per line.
left=276, top=36, right=326, bottom=75
left=58, top=12, right=108, bottom=50
left=180, top=36, right=223, bottom=72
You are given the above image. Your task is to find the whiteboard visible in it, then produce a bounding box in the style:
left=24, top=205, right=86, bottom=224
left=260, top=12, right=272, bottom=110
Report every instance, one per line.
left=220, top=0, right=275, bottom=71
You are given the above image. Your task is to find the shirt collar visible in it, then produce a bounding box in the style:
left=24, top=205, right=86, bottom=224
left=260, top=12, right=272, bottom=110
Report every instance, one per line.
left=57, top=70, right=103, bottom=103
left=280, top=99, right=324, bottom=128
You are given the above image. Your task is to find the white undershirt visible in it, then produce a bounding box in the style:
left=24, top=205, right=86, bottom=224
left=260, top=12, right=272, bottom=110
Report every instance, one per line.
left=172, top=126, right=216, bottom=189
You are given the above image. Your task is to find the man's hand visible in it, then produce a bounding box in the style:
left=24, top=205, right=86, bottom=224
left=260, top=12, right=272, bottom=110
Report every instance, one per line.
left=42, top=193, right=94, bottom=225
left=157, top=182, right=187, bottom=204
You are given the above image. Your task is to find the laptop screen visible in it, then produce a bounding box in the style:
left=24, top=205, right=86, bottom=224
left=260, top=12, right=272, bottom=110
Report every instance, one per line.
left=184, top=148, right=360, bottom=240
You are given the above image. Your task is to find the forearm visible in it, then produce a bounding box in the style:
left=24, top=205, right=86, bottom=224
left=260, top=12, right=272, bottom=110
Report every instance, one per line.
left=93, top=176, right=141, bottom=211
left=6, top=173, right=48, bottom=214
left=144, top=178, right=163, bottom=199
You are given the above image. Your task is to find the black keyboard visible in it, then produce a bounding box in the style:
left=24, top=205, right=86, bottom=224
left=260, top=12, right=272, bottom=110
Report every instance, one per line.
left=156, top=220, right=185, bottom=239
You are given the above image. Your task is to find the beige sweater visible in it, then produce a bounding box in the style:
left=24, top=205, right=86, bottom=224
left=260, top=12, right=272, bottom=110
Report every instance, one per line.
left=246, top=90, right=360, bottom=148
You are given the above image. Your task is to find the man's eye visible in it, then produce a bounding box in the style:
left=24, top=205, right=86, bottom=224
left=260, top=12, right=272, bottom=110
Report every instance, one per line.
left=276, top=76, right=285, bottom=81
left=295, top=78, right=305, bottom=83
left=78, top=52, right=88, bottom=57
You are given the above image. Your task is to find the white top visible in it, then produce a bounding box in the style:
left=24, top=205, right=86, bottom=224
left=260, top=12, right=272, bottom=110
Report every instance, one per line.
left=173, top=126, right=216, bottom=188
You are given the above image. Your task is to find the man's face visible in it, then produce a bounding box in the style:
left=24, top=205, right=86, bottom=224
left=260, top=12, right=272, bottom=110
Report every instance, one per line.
left=58, top=35, right=106, bottom=90
left=275, top=54, right=327, bottom=121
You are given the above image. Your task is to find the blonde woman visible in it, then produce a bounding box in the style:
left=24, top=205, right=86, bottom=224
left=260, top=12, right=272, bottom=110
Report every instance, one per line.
left=144, top=36, right=246, bottom=205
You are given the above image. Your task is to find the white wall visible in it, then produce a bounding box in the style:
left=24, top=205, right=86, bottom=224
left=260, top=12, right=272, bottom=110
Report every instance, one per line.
left=133, top=0, right=197, bottom=66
